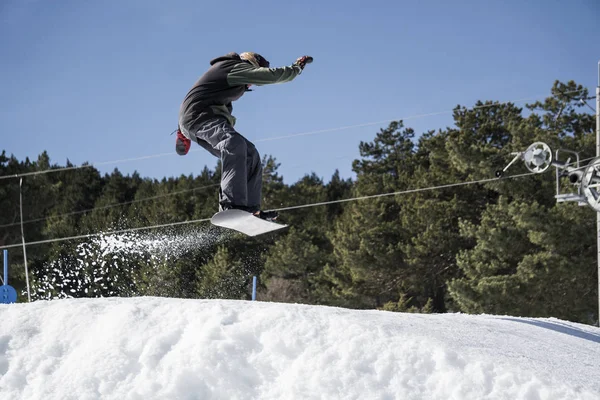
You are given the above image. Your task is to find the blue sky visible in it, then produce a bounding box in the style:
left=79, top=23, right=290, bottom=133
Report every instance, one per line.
left=1, top=0, right=598, bottom=185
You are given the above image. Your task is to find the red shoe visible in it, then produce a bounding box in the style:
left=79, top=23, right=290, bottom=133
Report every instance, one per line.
left=175, top=129, right=191, bottom=155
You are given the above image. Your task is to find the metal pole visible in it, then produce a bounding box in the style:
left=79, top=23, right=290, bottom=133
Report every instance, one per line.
left=1, top=249, right=17, bottom=304
left=3, top=250, right=7, bottom=285
left=19, top=178, right=31, bottom=302
left=252, top=276, right=257, bottom=301
left=596, top=61, right=600, bottom=326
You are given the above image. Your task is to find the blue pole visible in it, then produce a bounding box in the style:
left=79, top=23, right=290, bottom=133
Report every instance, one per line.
left=252, top=276, right=257, bottom=301
left=3, top=250, right=7, bottom=285
left=1, top=249, right=16, bottom=304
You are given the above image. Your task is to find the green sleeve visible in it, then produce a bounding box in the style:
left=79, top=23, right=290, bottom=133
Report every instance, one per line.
left=227, top=63, right=302, bottom=86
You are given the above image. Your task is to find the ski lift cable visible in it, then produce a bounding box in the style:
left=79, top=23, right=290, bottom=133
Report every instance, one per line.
left=0, top=88, right=592, bottom=181
left=0, top=171, right=538, bottom=250
left=271, top=172, right=538, bottom=212
left=0, top=217, right=213, bottom=250
left=0, top=183, right=221, bottom=229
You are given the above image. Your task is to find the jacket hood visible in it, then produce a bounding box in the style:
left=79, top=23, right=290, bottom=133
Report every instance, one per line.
left=209, top=52, right=242, bottom=66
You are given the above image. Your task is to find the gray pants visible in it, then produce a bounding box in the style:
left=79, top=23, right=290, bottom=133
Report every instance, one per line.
left=193, top=118, right=262, bottom=211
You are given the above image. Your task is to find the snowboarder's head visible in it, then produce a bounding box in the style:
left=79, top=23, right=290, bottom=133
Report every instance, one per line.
left=240, top=52, right=270, bottom=68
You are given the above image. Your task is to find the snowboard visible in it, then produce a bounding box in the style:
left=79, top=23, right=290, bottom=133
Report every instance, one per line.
left=210, top=209, right=288, bottom=237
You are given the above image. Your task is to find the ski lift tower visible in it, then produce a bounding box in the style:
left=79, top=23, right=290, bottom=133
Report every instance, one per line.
left=596, top=61, right=600, bottom=326
left=497, top=62, right=600, bottom=326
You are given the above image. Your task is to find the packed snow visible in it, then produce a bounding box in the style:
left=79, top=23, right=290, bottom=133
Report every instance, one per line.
left=1, top=297, right=599, bottom=400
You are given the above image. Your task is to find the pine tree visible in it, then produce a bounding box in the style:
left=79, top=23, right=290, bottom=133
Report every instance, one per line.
left=448, top=198, right=597, bottom=324
left=328, top=121, right=416, bottom=308
left=197, top=246, right=250, bottom=299
left=261, top=227, right=333, bottom=304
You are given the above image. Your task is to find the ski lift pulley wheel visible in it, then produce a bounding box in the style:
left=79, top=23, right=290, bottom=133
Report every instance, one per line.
left=581, top=157, right=600, bottom=212
left=522, top=142, right=552, bottom=174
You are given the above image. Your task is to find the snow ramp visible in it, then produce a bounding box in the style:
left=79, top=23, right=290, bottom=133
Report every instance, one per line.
left=1, top=297, right=599, bottom=400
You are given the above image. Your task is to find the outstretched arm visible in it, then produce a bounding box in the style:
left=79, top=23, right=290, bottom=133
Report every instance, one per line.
left=227, top=63, right=302, bottom=86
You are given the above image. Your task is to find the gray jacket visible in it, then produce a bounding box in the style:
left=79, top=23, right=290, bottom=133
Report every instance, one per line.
left=178, top=52, right=301, bottom=137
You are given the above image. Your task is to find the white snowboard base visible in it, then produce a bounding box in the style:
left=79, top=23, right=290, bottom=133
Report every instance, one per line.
left=210, top=209, right=287, bottom=237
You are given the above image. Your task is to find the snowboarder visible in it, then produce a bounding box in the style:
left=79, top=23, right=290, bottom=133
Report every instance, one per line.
left=176, top=52, right=312, bottom=221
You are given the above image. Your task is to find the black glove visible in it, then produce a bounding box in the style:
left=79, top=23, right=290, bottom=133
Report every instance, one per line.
left=294, top=55, right=313, bottom=70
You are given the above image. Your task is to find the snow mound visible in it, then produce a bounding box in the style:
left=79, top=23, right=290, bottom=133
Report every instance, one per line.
left=1, top=297, right=599, bottom=400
